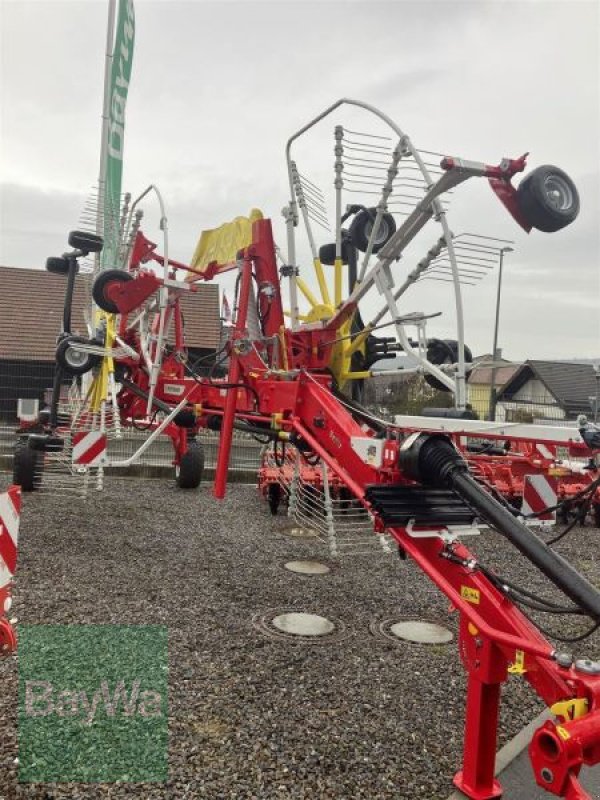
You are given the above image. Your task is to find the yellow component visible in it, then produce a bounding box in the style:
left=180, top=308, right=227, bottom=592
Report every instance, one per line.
left=334, top=257, right=343, bottom=307
left=304, top=303, right=335, bottom=323
left=551, top=698, right=589, bottom=721
left=194, top=403, right=203, bottom=415
left=549, top=467, right=570, bottom=477
left=296, top=278, right=320, bottom=308
left=278, top=431, right=291, bottom=441
left=508, top=650, right=527, bottom=675
left=460, top=586, right=481, bottom=605
left=467, top=623, right=479, bottom=636
left=313, top=257, right=331, bottom=306
left=343, top=370, right=371, bottom=381
left=188, top=209, right=263, bottom=277
left=346, top=326, right=372, bottom=358
left=556, top=726, right=571, bottom=741
left=271, top=413, right=283, bottom=430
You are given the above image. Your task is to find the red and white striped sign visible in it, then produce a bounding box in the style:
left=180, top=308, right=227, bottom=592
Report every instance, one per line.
left=0, top=485, right=21, bottom=588
left=72, top=432, right=108, bottom=466
left=534, top=442, right=557, bottom=461
left=522, top=474, right=557, bottom=521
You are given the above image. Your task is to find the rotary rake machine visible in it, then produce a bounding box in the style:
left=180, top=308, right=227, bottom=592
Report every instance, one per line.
left=16, top=98, right=600, bottom=797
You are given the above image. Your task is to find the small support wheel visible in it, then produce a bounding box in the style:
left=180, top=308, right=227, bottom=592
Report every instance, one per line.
left=55, top=335, right=100, bottom=376
left=46, top=256, right=72, bottom=276
left=176, top=442, right=204, bottom=489
left=92, top=269, right=134, bottom=313
left=424, top=339, right=473, bottom=392
left=13, top=440, right=41, bottom=492
left=517, top=165, right=580, bottom=233
left=348, top=208, right=396, bottom=254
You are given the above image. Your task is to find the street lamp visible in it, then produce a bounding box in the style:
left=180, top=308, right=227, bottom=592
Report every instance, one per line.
left=489, top=246, right=514, bottom=421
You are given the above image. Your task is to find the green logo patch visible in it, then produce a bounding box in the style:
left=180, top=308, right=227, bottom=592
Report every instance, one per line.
left=18, top=625, right=168, bottom=782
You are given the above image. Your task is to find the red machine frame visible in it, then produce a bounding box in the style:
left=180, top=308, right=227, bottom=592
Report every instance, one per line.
left=100, top=216, right=600, bottom=800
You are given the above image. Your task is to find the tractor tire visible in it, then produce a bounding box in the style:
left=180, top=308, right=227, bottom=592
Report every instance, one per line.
left=176, top=442, right=204, bottom=489
left=424, top=339, right=473, bottom=392
left=267, top=482, right=282, bottom=515
left=318, top=240, right=353, bottom=266
left=92, top=269, right=134, bottom=313
left=55, top=335, right=100, bottom=376
left=46, top=256, right=72, bottom=275
left=517, top=165, right=579, bottom=233
left=348, top=208, right=396, bottom=254
left=13, top=441, right=40, bottom=492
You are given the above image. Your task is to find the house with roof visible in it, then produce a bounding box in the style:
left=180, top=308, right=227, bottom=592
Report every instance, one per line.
left=466, top=358, right=522, bottom=420
left=495, top=360, right=600, bottom=424
left=0, top=265, right=220, bottom=423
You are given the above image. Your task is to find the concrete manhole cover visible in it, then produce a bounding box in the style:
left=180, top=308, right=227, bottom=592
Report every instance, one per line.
left=369, top=617, right=454, bottom=646
left=389, top=621, right=453, bottom=644
left=284, top=560, right=331, bottom=575
left=272, top=612, right=335, bottom=637
left=252, top=608, right=349, bottom=644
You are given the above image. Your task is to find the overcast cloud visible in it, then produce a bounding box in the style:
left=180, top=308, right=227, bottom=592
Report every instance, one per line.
left=1, top=0, right=598, bottom=361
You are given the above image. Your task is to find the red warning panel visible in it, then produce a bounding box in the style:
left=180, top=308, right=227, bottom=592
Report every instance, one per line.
left=522, top=474, right=557, bottom=522
left=72, top=432, right=108, bottom=466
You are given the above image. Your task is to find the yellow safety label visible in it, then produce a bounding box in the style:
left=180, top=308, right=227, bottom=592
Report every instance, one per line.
left=508, top=650, right=527, bottom=675
left=557, top=726, right=570, bottom=741
left=460, top=586, right=481, bottom=605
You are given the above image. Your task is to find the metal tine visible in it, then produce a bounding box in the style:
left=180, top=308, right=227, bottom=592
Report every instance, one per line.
left=299, top=184, right=328, bottom=211
left=433, top=256, right=493, bottom=270
left=454, top=232, right=515, bottom=245
left=306, top=211, right=331, bottom=232
left=300, top=189, right=328, bottom=216
left=429, top=264, right=489, bottom=277
left=342, top=126, right=392, bottom=141
left=453, top=242, right=505, bottom=257
left=305, top=205, right=330, bottom=226
left=419, top=275, right=477, bottom=286
left=297, top=171, right=326, bottom=197
left=343, top=143, right=394, bottom=157
left=343, top=138, right=392, bottom=153
left=434, top=251, right=496, bottom=266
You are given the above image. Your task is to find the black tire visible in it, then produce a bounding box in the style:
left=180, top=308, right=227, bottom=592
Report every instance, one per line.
left=13, top=442, right=40, bottom=492
left=593, top=504, right=600, bottom=529
left=424, top=339, right=473, bottom=392
left=517, top=165, right=579, bottom=233
left=92, top=269, right=134, bottom=313
left=46, top=256, right=72, bottom=275
left=176, top=443, right=204, bottom=489
left=318, top=240, right=353, bottom=266
left=55, top=336, right=100, bottom=376
left=348, top=208, right=396, bottom=253
left=68, top=230, right=104, bottom=253
left=267, top=482, right=282, bottom=515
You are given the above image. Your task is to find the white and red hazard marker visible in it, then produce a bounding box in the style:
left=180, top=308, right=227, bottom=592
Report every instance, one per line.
left=534, top=442, right=557, bottom=461
left=522, top=474, right=558, bottom=522
left=0, top=485, right=21, bottom=654
left=72, top=431, right=108, bottom=466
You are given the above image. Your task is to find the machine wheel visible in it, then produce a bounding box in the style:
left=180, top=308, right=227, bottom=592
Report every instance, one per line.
left=318, top=240, right=353, bottom=266
left=517, top=165, right=579, bottom=233
left=424, top=339, right=473, bottom=392
left=13, top=441, right=40, bottom=492
left=176, top=443, right=204, bottom=489
left=267, top=482, right=282, bottom=515
left=92, top=269, right=133, bottom=313
left=348, top=208, right=396, bottom=254
left=46, top=256, right=72, bottom=275
left=55, top=335, right=100, bottom=376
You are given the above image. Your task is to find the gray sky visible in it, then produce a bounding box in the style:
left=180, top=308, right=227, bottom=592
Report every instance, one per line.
left=1, top=0, right=599, bottom=361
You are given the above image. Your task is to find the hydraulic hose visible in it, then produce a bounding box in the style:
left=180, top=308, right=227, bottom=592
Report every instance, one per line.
left=399, top=434, right=600, bottom=622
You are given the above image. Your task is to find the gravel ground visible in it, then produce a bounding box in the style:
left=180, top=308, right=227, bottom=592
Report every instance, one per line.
left=0, top=475, right=599, bottom=800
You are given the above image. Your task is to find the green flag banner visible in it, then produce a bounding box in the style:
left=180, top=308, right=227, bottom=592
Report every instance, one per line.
left=102, top=0, right=135, bottom=269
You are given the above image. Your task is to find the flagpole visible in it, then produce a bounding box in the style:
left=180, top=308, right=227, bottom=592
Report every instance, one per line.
left=97, top=0, right=117, bottom=263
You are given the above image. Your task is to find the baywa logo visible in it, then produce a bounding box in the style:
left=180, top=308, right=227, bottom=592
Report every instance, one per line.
left=18, top=625, right=168, bottom=783
left=25, top=678, right=162, bottom=727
